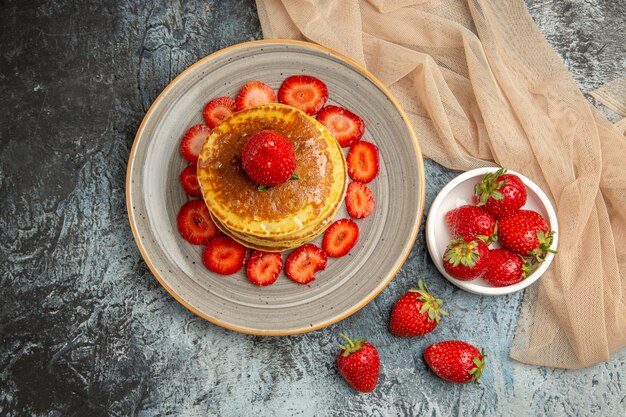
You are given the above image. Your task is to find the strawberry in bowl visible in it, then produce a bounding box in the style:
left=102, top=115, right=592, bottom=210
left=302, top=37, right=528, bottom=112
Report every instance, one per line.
left=425, top=167, right=558, bottom=295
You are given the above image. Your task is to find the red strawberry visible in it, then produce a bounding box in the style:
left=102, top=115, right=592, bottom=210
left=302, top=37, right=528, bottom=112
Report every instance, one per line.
left=177, top=200, right=220, bottom=245
left=241, top=130, right=296, bottom=187
left=180, top=124, right=212, bottom=163
left=484, top=248, right=536, bottom=287
left=444, top=205, right=496, bottom=243
left=246, top=251, right=283, bottom=286
left=389, top=279, right=448, bottom=337
left=474, top=168, right=527, bottom=219
left=424, top=340, right=486, bottom=384
left=285, top=244, right=328, bottom=284
left=179, top=164, right=202, bottom=197
left=322, top=219, right=359, bottom=257
left=235, top=80, right=277, bottom=111
left=345, top=182, right=375, bottom=219
left=202, top=236, right=247, bottom=275
left=346, top=141, right=379, bottom=183
left=316, top=105, right=364, bottom=147
left=337, top=334, right=380, bottom=393
left=497, top=209, right=556, bottom=262
left=278, top=75, right=328, bottom=115
left=203, top=96, right=236, bottom=128
left=442, top=237, right=490, bottom=280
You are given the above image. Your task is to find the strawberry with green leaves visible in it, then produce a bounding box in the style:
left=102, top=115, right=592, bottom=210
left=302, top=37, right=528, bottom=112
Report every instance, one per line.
left=497, top=209, right=556, bottom=262
left=484, top=248, right=536, bottom=287
left=424, top=340, right=486, bottom=384
left=474, top=168, right=527, bottom=219
left=389, top=279, right=448, bottom=337
left=442, top=237, right=490, bottom=280
left=336, top=334, right=380, bottom=393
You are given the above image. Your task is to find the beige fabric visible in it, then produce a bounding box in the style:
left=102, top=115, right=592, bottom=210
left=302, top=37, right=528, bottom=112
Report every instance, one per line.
left=590, top=76, right=626, bottom=117
left=255, top=0, right=626, bottom=369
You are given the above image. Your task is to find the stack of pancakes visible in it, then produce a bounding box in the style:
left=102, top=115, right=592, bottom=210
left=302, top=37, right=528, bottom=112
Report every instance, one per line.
left=197, top=103, right=347, bottom=252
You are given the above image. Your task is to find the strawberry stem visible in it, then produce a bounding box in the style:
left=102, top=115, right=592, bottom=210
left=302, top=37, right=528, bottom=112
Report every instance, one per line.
left=468, top=350, right=486, bottom=383
left=408, top=279, right=448, bottom=323
left=474, top=168, right=508, bottom=206
left=530, top=230, right=557, bottom=264
left=338, top=333, right=366, bottom=357
left=444, top=237, right=480, bottom=268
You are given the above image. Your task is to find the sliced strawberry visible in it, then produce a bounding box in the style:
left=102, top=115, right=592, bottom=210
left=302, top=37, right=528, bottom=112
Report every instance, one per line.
left=346, top=141, right=379, bottom=183
left=246, top=251, right=283, bottom=286
left=177, top=200, right=220, bottom=245
left=202, top=236, right=247, bottom=275
left=180, top=124, right=212, bottom=163
left=235, top=80, right=277, bottom=111
left=179, top=164, right=202, bottom=197
left=345, top=182, right=374, bottom=219
left=316, top=105, right=364, bottom=147
left=285, top=244, right=328, bottom=284
left=203, top=96, right=236, bottom=128
left=322, top=218, right=359, bottom=257
left=278, top=75, right=328, bottom=115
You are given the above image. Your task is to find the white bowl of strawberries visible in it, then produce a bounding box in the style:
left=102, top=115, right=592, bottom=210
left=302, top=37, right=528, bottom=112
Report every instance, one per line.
left=426, top=167, right=558, bottom=296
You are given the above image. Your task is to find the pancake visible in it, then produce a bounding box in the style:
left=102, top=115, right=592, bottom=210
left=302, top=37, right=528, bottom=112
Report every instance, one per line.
left=197, top=103, right=347, bottom=251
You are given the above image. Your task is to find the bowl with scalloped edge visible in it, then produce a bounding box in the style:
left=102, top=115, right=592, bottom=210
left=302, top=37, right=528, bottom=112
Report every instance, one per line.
left=425, top=167, right=558, bottom=296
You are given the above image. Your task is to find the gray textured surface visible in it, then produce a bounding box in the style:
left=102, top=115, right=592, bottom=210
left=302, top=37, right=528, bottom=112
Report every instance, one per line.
left=0, top=1, right=624, bottom=416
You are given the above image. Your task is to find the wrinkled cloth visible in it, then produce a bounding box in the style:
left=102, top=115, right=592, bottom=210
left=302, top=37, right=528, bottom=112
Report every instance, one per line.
left=255, top=0, right=626, bottom=368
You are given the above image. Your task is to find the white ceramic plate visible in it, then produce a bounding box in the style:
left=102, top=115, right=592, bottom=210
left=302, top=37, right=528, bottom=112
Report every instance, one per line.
left=426, top=168, right=558, bottom=295
left=126, top=40, right=425, bottom=335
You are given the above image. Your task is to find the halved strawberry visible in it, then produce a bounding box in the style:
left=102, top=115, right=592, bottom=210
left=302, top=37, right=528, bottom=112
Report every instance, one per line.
left=316, top=105, right=364, bottom=147
left=346, top=141, right=379, bottom=183
left=322, top=219, right=359, bottom=257
left=278, top=75, right=328, bottom=115
left=177, top=200, right=220, bottom=245
left=179, top=164, right=202, bottom=197
left=202, top=236, right=247, bottom=275
left=345, top=182, right=374, bottom=219
left=203, top=96, right=236, bottom=128
left=235, top=80, right=277, bottom=111
left=246, top=251, right=283, bottom=286
left=180, top=124, right=212, bottom=163
left=285, top=244, right=328, bottom=284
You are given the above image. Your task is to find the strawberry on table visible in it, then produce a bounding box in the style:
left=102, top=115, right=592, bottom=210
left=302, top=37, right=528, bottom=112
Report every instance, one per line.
left=246, top=250, right=283, bottom=286
left=316, top=105, right=364, bottom=147
left=346, top=141, right=379, bottom=183
left=203, top=96, right=236, bottom=128
left=484, top=248, right=536, bottom=287
left=322, top=219, right=359, bottom=258
left=285, top=244, right=328, bottom=284
left=179, top=164, right=202, bottom=197
left=445, top=205, right=496, bottom=243
left=345, top=182, right=375, bottom=219
left=278, top=75, right=328, bottom=115
left=497, top=209, right=556, bottom=262
left=424, top=340, right=486, bottom=384
left=177, top=200, right=220, bottom=245
left=474, top=168, right=527, bottom=219
left=442, top=237, right=490, bottom=280
left=337, top=334, right=380, bottom=393
left=241, top=129, right=296, bottom=188
left=235, top=80, right=277, bottom=111
left=389, top=279, right=448, bottom=337
left=202, top=236, right=247, bottom=275
left=180, top=124, right=212, bottom=163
